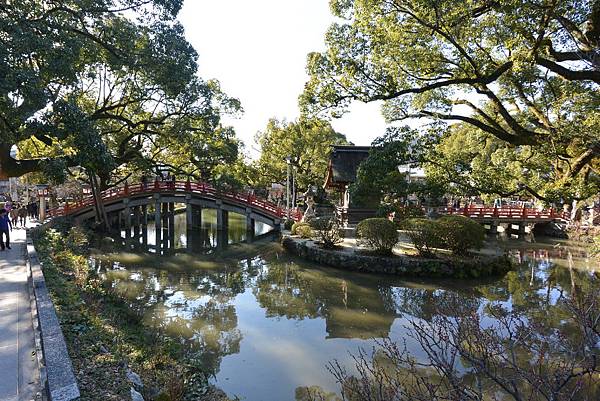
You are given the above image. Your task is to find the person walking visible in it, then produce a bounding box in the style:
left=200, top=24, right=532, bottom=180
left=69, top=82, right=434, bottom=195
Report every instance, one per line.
left=18, top=204, right=27, bottom=227
left=0, top=209, right=12, bottom=250
left=9, top=206, right=18, bottom=228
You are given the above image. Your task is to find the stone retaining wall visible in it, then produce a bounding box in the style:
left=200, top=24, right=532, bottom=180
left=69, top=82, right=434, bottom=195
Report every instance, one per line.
left=282, top=236, right=512, bottom=278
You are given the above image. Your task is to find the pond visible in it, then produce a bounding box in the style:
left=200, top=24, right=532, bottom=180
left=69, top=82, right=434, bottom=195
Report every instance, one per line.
left=92, top=213, right=599, bottom=401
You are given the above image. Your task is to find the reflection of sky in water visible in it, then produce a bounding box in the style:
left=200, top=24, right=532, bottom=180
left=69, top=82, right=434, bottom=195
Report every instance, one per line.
left=95, top=238, right=597, bottom=401
left=120, top=210, right=274, bottom=251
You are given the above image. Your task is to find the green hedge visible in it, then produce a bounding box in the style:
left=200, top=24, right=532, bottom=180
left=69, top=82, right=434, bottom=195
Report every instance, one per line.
left=291, top=221, right=311, bottom=235
left=295, top=224, right=314, bottom=239
left=402, top=216, right=486, bottom=256
left=437, top=215, right=486, bottom=255
left=356, top=218, right=398, bottom=255
left=401, top=218, right=443, bottom=256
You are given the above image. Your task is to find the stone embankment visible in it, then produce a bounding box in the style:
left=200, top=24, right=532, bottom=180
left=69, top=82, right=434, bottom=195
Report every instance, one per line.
left=282, top=236, right=513, bottom=278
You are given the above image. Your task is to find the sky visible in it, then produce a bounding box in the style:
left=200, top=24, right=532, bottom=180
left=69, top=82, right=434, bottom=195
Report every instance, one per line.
left=177, top=0, right=388, bottom=157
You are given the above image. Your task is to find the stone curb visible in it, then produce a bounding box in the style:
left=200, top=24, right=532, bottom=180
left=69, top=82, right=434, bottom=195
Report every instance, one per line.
left=26, top=231, right=81, bottom=401
left=24, top=236, right=48, bottom=401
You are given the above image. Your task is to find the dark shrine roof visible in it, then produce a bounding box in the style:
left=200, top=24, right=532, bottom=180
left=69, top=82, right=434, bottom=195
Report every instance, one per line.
left=324, top=145, right=371, bottom=188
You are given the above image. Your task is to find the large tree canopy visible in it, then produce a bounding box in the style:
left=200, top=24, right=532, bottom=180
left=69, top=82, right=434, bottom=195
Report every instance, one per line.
left=301, top=0, right=600, bottom=202
left=254, top=118, right=348, bottom=191
left=0, top=0, right=239, bottom=186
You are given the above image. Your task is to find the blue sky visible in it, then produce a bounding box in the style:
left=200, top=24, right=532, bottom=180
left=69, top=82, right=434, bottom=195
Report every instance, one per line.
left=177, top=0, right=388, bottom=157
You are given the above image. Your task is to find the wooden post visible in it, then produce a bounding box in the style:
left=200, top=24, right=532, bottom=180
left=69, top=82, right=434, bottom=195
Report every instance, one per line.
left=154, top=196, right=161, bottom=253
left=168, top=202, right=175, bottom=248
left=124, top=202, right=131, bottom=240
left=490, top=221, right=498, bottom=235
left=162, top=202, right=169, bottom=249
left=133, top=206, right=141, bottom=239
left=217, top=208, right=228, bottom=249
left=246, top=208, right=255, bottom=243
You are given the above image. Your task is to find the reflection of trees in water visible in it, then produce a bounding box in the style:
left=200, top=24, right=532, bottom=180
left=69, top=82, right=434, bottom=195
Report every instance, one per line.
left=97, top=258, right=255, bottom=377
left=90, top=242, right=600, bottom=400
left=315, top=284, right=600, bottom=401
left=383, top=287, right=480, bottom=322
left=301, top=253, right=600, bottom=401
left=252, top=260, right=398, bottom=339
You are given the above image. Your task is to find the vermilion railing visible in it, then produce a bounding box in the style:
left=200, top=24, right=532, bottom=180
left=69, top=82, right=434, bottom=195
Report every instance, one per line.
left=47, top=181, right=303, bottom=221
left=434, top=206, right=570, bottom=221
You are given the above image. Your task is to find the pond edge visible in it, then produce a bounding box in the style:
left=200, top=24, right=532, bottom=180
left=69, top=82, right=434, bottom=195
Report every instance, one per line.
left=282, top=235, right=513, bottom=278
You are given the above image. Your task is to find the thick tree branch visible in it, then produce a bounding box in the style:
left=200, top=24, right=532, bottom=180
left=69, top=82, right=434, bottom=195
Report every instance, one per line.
left=365, top=62, right=513, bottom=101
left=536, top=56, right=600, bottom=83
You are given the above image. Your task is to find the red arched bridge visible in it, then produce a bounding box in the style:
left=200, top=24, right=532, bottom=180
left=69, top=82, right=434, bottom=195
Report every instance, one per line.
left=48, top=180, right=302, bottom=229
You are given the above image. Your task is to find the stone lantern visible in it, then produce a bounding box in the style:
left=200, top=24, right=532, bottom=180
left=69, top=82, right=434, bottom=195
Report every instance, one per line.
left=36, top=184, right=49, bottom=221
left=302, top=186, right=317, bottom=222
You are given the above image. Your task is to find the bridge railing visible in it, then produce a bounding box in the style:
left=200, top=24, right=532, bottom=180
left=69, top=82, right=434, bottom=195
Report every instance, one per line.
left=435, top=206, right=570, bottom=221
left=47, top=180, right=303, bottom=221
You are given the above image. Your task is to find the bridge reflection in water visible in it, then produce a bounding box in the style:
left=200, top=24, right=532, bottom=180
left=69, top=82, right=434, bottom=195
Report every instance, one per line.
left=113, top=210, right=275, bottom=254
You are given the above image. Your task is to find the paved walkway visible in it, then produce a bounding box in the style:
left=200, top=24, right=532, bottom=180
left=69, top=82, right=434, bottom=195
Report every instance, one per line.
left=0, top=226, right=40, bottom=401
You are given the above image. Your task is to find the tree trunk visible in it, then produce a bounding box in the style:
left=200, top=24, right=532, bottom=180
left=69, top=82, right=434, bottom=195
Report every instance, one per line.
left=89, top=172, right=109, bottom=231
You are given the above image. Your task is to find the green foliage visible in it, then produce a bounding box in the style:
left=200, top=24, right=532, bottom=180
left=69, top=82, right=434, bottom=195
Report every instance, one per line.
left=295, top=225, right=314, bottom=239
left=351, top=127, right=446, bottom=207
left=66, top=226, right=90, bottom=254
left=437, top=216, right=486, bottom=255
left=310, top=217, right=343, bottom=249
left=378, top=203, right=425, bottom=225
left=291, top=221, right=311, bottom=235
left=254, top=118, right=348, bottom=190
left=356, top=218, right=398, bottom=255
left=302, top=0, right=600, bottom=203
left=401, top=218, right=443, bottom=256
left=0, top=0, right=239, bottom=186
left=425, top=123, right=600, bottom=205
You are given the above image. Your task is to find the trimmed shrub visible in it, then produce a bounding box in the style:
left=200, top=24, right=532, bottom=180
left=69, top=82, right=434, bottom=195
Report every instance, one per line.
left=356, top=218, right=398, bottom=255
left=295, top=224, right=314, bottom=239
left=291, top=221, right=311, bottom=235
left=437, top=215, right=485, bottom=255
left=310, top=217, right=343, bottom=249
left=401, top=218, right=443, bottom=256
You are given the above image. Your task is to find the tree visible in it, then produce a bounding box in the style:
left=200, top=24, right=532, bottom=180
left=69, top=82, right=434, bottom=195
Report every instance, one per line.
left=254, top=118, right=348, bottom=192
left=0, top=0, right=239, bottom=187
left=425, top=123, right=600, bottom=204
left=350, top=127, right=444, bottom=208
left=301, top=0, right=600, bottom=203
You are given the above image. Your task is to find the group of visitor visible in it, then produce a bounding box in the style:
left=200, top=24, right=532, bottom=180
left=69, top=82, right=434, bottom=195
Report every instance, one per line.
left=0, top=200, right=41, bottom=251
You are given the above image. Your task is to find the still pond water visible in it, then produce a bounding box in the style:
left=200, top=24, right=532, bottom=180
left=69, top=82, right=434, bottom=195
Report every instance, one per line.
left=93, top=213, right=599, bottom=401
